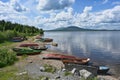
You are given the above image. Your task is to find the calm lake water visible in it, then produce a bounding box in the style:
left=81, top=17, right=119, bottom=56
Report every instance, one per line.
left=44, top=31, right=120, bottom=77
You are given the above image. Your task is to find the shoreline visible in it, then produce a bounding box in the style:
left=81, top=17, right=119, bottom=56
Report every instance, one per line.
left=15, top=49, right=119, bottom=80
left=0, top=36, right=119, bottom=80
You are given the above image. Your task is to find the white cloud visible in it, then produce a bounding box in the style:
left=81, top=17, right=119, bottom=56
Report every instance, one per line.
left=10, top=0, right=28, bottom=12
left=35, top=5, right=120, bottom=30
left=0, top=0, right=120, bottom=30
left=83, top=6, right=92, bottom=13
left=0, top=0, right=32, bottom=25
left=37, top=0, right=75, bottom=11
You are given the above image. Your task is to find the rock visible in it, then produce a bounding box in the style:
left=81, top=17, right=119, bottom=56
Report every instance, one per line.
left=16, top=71, right=27, bottom=76
left=55, top=75, right=61, bottom=79
left=62, top=68, right=66, bottom=72
left=74, top=71, right=80, bottom=76
left=28, top=60, right=33, bottom=63
left=79, top=69, right=95, bottom=79
left=71, top=68, right=76, bottom=74
left=40, top=66, right=45, bottom=72
left=98, top=77, right=105, bottom=80
left=41, top=77, right=49, bottom=80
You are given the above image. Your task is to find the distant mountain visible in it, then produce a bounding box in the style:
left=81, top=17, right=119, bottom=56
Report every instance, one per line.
left=46, top=26, right=120, bottom=31
left=46, top=26, right=94, bottom=31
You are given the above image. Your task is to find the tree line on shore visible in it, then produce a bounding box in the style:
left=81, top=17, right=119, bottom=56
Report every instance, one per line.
left=0, top=20, right=44, bottom=43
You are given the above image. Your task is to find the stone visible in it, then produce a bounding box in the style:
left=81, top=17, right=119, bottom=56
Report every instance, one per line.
left=62, top=68, right=66, bottom=72
left=40, top=66, right=45, bottom=72
left=16, top=71, right=27, bottom=76
left=55, top=75, right=61, bottom=79
left=79, top=69, right=94, bottom=79
left=71, top=68, right=76, bottom=74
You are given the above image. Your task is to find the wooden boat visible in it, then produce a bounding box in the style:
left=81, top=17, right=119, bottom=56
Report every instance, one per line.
left=36, top=35, right=42, bottom=39
left=11, top=37, right=24, bottom=42
left=12, top=47, right=42, bottom=55
left=44, top=38, right=53, bottom=42
left=19, top=43, right=39, bottom=47
left=97, top=66, right=109, bottom=74
left=37, top=38, right=53, bottom=42
left=62, top=58, right=90, bottom=65
left=30, top=46, right=48, bottom=50
left=42, top=53, right=77, bottom=60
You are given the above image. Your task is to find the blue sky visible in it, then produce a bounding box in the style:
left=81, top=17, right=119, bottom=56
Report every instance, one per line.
left=0, top=0, right=120, bottom=30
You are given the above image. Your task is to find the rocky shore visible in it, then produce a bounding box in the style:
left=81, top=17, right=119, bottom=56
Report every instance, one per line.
left=8, top=36, right=118, bottom=80
left=14, top=49, right=119, bottom=80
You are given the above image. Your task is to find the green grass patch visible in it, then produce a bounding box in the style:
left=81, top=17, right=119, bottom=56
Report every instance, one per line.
left=0, top=41, right=14, bottom=47
left=44, top=64, right=56, bottom=73
left=0, top=66, right=18, bottom=80
left=64, top=71, right=72, bottom=76
left=0, top=49, right=17, bottom=68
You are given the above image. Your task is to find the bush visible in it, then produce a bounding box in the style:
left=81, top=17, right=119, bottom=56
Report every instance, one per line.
left=0, top=31, right=5, bottom=43
left=0, top=49, right=17, bottom=68
left=0, top=30, right=27, bottom=43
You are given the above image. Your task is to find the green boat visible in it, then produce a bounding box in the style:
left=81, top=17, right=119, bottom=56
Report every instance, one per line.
left=12, top=47, right=42, bottom=55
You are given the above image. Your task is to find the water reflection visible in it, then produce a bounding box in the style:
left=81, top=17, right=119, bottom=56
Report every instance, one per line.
left=45, top=31, right=120, bottom=62
left=44, top=31, right=120, bottom=77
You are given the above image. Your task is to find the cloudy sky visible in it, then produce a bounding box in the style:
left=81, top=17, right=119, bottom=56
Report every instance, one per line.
left=0, top=0, right=120, bottom=30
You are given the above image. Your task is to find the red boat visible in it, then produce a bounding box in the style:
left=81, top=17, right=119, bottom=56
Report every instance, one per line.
left=62, top=58, right=90, bottom=65
left=43, top=53, right=76, bottom=60
left=43, top=53, right=90, bottom=64
left=19, top=43, right=39, bottom=47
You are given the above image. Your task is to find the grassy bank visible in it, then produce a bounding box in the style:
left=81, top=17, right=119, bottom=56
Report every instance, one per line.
left=0, top=30, right=25, bottom=43
left=0, top=49, right=17, bottom=68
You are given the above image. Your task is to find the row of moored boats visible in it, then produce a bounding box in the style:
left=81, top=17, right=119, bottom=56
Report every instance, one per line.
left=12, top=35, right=110, bottom=74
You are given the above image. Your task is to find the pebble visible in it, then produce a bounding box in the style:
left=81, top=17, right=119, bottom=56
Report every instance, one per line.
left=40, top=66, right=45, bottom=72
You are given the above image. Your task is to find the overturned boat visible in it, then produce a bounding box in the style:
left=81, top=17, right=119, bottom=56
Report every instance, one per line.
left=36, top=38, right=53, bottom=42
left=62, top=58, right=90, bottom=65
left=43, top=53, right=77, bottom=60
left=19, top=43, right=39, bottom=47
left=12, top=47, right=42, bottom=55
left=43, top=53, right=90, bottom=65
left=11, top=37, right=25, bottom=42
left=29, top=46, right=48, bottom=50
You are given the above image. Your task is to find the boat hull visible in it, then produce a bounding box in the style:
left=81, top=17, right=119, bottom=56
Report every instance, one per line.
left=12, top=47, right=41, bottom=55
left=19, top=43, right=39, bottom=47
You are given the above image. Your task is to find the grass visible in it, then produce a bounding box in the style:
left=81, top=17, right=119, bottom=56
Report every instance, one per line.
left=44, top=64, right=56, bottom=73
left=0, top=66, right=51, bottom=80
left=0, top=66, right=18, bottom=80
left=81, top=77, right=98, bottom=80
left=0, top=49, right=17, bottom=68
left=64, top=71, right=72, bottom=76
left=0, top=41, right=14, bottom=47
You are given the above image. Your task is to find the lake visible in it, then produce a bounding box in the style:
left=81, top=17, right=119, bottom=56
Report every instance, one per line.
left=44, top=31, right=120, bottom=78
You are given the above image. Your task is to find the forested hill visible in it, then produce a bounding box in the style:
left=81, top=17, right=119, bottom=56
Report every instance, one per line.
left=0, top=20, right=42, bottom=33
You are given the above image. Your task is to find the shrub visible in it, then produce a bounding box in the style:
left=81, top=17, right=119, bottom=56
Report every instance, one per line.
left=0, top=49, right=17, bottom=68
left=0, top=31, right=5, bottom=43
